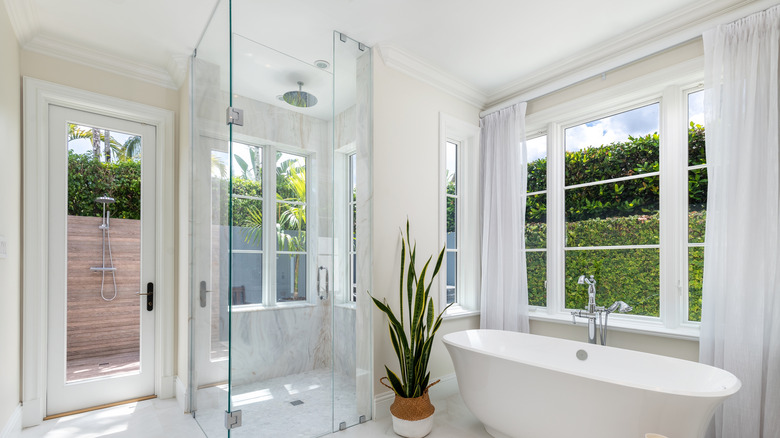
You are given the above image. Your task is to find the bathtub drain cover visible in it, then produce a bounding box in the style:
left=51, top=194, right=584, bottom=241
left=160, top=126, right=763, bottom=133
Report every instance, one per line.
left=576, top=349, right=588, bottom=361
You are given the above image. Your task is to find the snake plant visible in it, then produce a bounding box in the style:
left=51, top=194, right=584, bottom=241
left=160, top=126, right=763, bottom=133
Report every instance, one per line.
left=369, top=220, right=453, bottom=398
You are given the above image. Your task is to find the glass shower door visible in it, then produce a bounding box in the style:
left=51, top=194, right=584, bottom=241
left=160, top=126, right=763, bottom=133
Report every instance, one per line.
left=226, top=4, right=335, bottom=435
left=191, top=1, right=372, bottom=435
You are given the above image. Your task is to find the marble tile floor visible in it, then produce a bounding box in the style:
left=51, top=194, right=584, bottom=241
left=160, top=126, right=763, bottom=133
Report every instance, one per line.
left=192, top=368, right=361, bottom=437
left=21, top=387, right=491, bottom=438
left=20, top=398, right=205, bottom=438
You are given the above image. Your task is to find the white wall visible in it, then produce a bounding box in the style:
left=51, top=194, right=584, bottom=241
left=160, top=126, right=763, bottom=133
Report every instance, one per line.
left=0, top=3, right=22, bottom=434
left=371, top=51, right=482, bottom=397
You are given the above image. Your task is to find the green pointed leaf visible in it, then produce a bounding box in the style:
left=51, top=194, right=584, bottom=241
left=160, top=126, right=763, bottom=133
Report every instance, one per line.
left=385, top=366, right=406, bottom=397
left=399, top=237, right=406, bottom=329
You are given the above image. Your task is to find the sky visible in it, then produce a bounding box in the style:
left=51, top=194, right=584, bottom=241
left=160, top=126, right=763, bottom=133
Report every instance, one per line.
left=526, top=90, right=705, bottom=163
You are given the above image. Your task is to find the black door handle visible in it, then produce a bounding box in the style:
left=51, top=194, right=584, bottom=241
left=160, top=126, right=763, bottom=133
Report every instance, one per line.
left=137, top=282, right=154, bottom=311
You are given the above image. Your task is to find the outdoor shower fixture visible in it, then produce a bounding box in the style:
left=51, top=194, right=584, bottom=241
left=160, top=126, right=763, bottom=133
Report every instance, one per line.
left=283, top=81, right=318, bottom=108
left=90, top=196, right=118, bottom=301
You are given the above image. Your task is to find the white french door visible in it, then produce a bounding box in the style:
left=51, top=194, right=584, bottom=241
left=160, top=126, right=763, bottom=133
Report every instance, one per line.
left=46, top=105, right=156, bottom=415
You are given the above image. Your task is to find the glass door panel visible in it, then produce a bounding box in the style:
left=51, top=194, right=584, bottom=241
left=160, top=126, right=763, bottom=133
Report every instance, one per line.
left=47, top=105, right=156, bottom=416
left=332, top=32, right=373, bottom=430
left=227, top=9, right=333, bottom=436
left=190, top=0, right=231, bottom=435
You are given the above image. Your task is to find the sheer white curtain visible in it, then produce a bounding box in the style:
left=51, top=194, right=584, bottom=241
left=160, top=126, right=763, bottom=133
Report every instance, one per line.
left=701, top=7, right=780, bottom=438
left=479, top=102, right=529, bottom=332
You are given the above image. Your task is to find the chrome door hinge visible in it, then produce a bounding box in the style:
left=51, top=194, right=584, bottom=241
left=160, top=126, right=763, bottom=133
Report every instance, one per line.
left=227, top=107, right=244, bottom=126
left=225, top=410, right=242, bottom=430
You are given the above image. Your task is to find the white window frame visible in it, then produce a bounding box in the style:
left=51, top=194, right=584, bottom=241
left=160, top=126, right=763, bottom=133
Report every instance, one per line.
left=439, top=113, right=480, bottom=317
left=334, top=143, right=357, bottom=306
left=524, top=58, right=704, bottom=339
left=229, top=138, right=318, bottom=310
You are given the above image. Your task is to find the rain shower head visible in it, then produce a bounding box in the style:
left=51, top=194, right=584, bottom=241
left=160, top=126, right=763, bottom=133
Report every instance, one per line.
left=283, top=81, right=317, bottom=108
left=95, top=196, right=115, bottom=204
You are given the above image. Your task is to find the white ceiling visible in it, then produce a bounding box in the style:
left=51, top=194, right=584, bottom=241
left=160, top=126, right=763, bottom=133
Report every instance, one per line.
left=4, top=0, right=772, bottom=111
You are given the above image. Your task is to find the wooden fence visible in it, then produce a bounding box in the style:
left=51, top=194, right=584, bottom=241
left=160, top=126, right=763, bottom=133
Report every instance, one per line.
left=67, top=215, right=141, bottom=363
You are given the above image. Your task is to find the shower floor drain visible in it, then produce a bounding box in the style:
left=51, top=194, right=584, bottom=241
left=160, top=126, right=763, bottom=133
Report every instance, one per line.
left=290, top=400, right=304, bottom=406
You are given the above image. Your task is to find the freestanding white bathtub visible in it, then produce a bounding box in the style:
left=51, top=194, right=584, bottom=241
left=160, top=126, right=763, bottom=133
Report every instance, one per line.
left=443, top=329, right=740, bottom=438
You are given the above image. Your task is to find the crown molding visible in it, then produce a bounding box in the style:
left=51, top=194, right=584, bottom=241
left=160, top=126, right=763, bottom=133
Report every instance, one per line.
left=482, top=0, right=778, bottom=112
left=3, top=0, right=39, bottom=45
left=377, top=45, right=487, bottom=109
left=24, top=34, right=179, bottom=90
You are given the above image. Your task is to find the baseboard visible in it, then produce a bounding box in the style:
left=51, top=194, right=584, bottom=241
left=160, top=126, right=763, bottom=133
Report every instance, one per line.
left=0, top=404, right=22, bottom=438
left=159, top=375, right=176, bottom=399
left=175, top=376, right=190, bottom=413
left=373, top=373, right=458, bottom=420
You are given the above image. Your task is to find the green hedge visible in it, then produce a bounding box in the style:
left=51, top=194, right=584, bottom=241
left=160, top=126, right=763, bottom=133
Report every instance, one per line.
left=68, top=151, right=141, bottom=219
left=527, top=124, right=706, bottom=222
left=526, top=210, right=706, bottom=321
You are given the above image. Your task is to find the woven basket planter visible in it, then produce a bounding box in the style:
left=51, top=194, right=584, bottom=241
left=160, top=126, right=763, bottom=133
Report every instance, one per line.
left=382, top=378, right=439, bottom=438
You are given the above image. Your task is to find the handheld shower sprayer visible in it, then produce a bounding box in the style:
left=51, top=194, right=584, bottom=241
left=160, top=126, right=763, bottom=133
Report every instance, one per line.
left=91, top=196, right=118, bottom=301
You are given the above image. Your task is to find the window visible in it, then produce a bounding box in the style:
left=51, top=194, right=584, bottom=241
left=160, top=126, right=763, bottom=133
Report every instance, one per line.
left=525, top=78, right=705, bottom=336
left=275, top=152, right=308, bottom=302
left=526, top=135, right=547, bottom=307
left=687, top=90, right=706, bottom=322
left=564, top=103, right=661, bottom=317
left=230, top=143, right=264, bottom=305
left=348, top=153, right=357, bottom=302
left=440, top=114, right=480, bottom=314
left=223, top=142, right=312, bottom=307
left=445, top=140, right=458, bottom=304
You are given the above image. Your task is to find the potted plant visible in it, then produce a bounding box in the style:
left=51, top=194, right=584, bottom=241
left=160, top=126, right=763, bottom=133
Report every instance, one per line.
left=369, top=221, right=452, bottom=438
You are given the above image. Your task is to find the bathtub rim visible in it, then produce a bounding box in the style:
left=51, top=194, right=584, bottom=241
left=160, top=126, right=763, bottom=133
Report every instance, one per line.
left=442, top=329, right=741, bottom=399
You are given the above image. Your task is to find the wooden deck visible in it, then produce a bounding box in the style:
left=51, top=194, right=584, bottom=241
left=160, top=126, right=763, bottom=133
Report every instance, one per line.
left=66, top=215, right=142, bottom=381
left=67, top=351, right=140, bottom=382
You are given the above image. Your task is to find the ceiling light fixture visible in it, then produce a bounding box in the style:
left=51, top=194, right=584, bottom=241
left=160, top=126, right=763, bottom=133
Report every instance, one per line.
left=283, top=81, right=317, bottom=108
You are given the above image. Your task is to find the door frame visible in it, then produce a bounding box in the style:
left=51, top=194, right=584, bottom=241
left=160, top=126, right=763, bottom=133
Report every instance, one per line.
left=22, top=77, right=175, bottom=426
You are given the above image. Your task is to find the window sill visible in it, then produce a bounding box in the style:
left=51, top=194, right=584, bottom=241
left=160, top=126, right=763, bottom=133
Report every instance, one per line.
left=527, top=307, right=700, bottom=341
left=442, top=304, right=480, bottom=320
left=230, top=302, right=317, bottom=313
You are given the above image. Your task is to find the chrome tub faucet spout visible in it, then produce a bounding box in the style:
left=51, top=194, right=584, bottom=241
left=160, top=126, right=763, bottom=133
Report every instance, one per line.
left=571, top=275, right=632, bottom=345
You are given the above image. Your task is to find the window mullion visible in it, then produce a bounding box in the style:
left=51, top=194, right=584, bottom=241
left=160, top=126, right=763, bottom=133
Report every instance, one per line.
left=264, top=145, right=276, bottom=307
left=546, top=122, right=565, bottom=315
left=660, top=85, right=685, bottom=329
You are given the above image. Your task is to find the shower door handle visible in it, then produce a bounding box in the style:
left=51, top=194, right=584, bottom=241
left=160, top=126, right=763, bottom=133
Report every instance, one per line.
left=317, top=266, right=329, bottom=300
left=137, top=282, right=153, bottom=311
left=200, top=281, right=212, bottom=308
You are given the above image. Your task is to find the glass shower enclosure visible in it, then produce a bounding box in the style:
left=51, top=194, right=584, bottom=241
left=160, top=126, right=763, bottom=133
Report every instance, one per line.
left=189, top=1, right=372, bottom=436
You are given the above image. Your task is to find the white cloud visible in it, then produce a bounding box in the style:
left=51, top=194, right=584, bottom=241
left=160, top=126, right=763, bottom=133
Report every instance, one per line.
left=565, top=104, right=659, bottom=152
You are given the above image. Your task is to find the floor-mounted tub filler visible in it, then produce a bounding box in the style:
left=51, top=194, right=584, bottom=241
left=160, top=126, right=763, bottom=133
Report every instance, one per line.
left=443, top=329, right=740, bottom=438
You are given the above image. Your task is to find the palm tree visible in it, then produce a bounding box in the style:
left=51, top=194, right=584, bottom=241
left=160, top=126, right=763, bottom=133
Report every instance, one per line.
left=240, top=157, right=307, bottom=299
